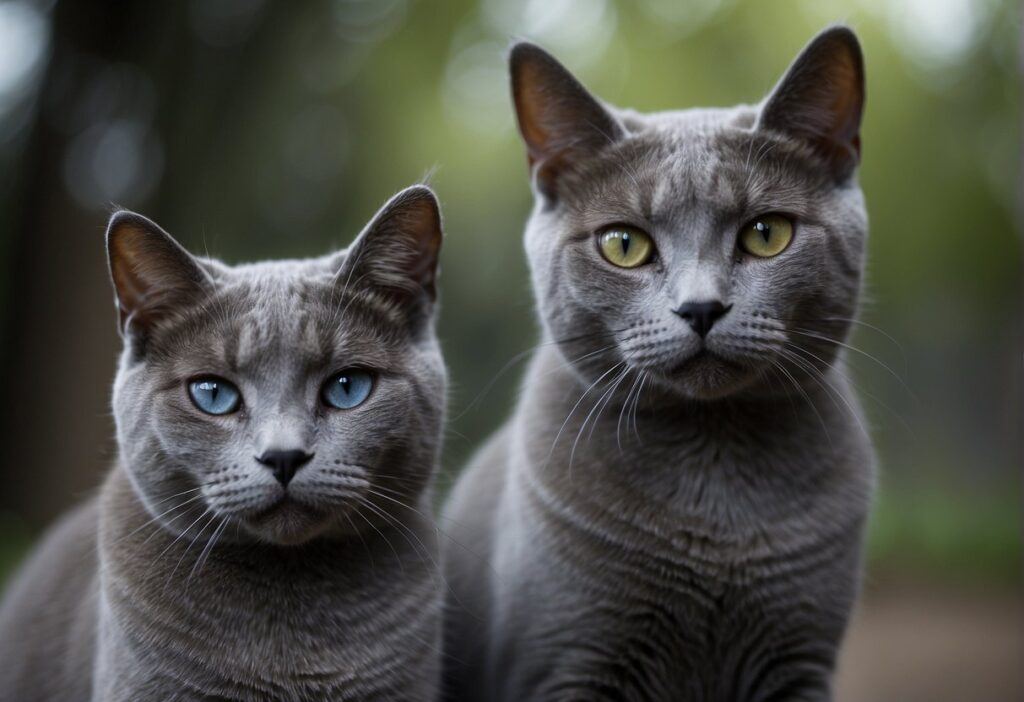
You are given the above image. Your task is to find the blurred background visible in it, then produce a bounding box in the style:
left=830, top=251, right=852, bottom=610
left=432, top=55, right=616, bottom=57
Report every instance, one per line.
left=0, top=0, right=1019, bottom=699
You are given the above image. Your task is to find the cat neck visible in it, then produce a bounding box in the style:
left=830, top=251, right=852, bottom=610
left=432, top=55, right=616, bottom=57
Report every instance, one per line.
left=511, top=343, right=872, bottom=539
left=519, top=343, right=865, bottom=489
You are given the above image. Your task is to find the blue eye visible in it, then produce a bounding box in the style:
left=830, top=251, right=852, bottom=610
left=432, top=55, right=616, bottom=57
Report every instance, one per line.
left=188, top=377, right=241, bottom=415
left=321, top=369, right=373, bottom=410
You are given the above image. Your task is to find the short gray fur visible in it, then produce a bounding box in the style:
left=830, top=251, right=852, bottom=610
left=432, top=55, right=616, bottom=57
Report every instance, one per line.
left=0, top=185, right=448, bottom=701
left=442, top=27, right=874, bottom=702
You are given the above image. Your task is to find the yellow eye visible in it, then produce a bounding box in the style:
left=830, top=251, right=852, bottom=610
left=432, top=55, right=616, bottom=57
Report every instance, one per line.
left=598, top=226, right=655, bottom=268
left=738, top=214, right=794, bottom=258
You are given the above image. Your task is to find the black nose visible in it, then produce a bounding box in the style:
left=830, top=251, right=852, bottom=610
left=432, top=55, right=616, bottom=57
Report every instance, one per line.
left=673, top=301, right=732, bottom=338
left=256, top=449, right=314, bottom=486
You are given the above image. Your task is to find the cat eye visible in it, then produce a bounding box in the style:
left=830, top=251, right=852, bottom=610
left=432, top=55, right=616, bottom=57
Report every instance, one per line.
left=188, top=377, right=241, bottom=415
left=597, top=226, right=655, bottom=269
left=321, top=369, right=374, bottom=410
left=738, top=214, right=794, bottom=258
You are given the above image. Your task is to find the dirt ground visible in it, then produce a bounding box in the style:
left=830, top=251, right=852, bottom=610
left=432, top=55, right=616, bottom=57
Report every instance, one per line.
left=835, top=584, right=1022, bottom=702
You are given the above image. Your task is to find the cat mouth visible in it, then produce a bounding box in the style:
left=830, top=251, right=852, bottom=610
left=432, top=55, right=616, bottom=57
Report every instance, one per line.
left=242, top=494, right=333, bottom=544
left=667, top=348, right=738, bottom=375
left=251, top=493, right=319, bottom=521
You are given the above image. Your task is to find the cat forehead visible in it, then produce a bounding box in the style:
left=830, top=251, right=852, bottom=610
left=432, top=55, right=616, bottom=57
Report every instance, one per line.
left=562, top=109, right=828, bottom=222
left=145, top=255, right=406, bottom=372
left=211, top=259, right=337, bottom=325
left=621, top=104, right=757, bottom=135
left=211, top=255, right=337, bottom=283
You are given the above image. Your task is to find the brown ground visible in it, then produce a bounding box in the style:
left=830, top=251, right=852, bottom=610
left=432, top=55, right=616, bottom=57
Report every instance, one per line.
left=835, top=584, right=1022, bottom=702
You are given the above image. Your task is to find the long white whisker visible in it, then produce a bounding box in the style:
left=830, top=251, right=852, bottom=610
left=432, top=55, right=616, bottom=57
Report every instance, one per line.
left=353, top=502, right=405, bottom=575
left=118, top=492, right=206, bottom=545
left=777, top=346, right=870, bottom=440
left=770, top=359, right=833, bottom=447
left=568, top=363, right=628, bottom=476
left=786, top=328, right=918, bottom=402
left=188, top=517, right=229, bottom=582
left=617, top=371, right=644, bottom=452
left=546, top=362, right=624, bottom=464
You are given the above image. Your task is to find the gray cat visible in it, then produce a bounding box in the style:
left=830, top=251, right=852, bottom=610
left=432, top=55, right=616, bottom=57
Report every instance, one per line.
left=442, top=27, right=874, bottom=702
left=0, top=186, right=447, bottom=701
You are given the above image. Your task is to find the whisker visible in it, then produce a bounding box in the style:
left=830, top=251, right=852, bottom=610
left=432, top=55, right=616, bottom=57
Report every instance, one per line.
left=357, top=494, right=476, bottom=618
left=784, top=342, right=913, bottom=436
left=775, top=315, right=909, bottom=372
left=450, top=328, right=628, bottom=422
left=545, top=362, right=625, bottom=466
left=117, top=492, right=206, bottom=545
left=631, top=372, right=647, bottom=440
left=569, top=363, right=628, bottom=475
left=586, top=365, right=631, bottom=441
left=160, top=507, right=216, bottom=592
left=343, top=511, right=375, bottom=572
left=144, top=504, right=211, bottom=578
left=785, top=327, right=918, bottom=403
left=352, top=502, right=405, bottom=575
left=776, top=346, right=869, bottom=440
left=768, top=359, right=833, bottom=447
left=188, top=517, right=229, bottom=582
left=617, top=371, right=645, bottom=452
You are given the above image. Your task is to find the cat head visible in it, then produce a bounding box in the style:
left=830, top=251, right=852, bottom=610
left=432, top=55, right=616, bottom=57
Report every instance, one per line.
left=511, top=27, right=867, bottom=400
left=107, top=186, right=445, bottom=546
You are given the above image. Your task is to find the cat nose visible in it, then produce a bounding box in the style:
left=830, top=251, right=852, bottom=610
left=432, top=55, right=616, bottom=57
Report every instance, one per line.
left=673, top=301, right=732, bottom=338
left=256, top=449, right=314, bottom=486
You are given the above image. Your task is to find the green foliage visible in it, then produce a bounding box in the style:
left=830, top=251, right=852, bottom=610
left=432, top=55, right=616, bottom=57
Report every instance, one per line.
left=869, top=480, right=1021, bottom=587
left=0, top=0, right=1018, bottom=583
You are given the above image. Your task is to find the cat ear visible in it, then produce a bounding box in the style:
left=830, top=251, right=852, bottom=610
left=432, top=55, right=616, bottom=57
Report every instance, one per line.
left=106, top=211, right=211, bottom=336
left=509, top=42, right=624, bottom=198
left=757, top=26, right=865, bottom=181
left=336, top=185, right=443, bottom=320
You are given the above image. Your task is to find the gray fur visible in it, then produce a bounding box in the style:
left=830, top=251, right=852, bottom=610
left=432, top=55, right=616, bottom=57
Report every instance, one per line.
left=0, top=185, right=448, bottom=701
left=443, top=28, right=874, bottom=701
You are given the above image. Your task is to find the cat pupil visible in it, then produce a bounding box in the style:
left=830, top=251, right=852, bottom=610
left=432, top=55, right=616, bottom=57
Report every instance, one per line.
left=756, top=221, right=771, bottom=242
left=621, top=233, right=631, bottom=254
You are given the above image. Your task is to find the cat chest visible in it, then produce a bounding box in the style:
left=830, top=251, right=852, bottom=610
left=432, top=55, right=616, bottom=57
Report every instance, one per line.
left=106, top=575, right=440, bottom=699
left=517, top=471, right=855, bottom=627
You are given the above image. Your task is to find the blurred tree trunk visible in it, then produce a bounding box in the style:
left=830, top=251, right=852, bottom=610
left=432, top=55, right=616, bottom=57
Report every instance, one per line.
left=0, top=2, right=135, bottom=527
left=0, top=1, right=292, bottom=528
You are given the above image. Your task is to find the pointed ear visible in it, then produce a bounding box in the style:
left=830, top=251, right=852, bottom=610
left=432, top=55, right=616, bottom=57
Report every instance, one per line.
left=757, top=26, right=865, bottom=181
left=106, top=211, right=210, bottom=337
left=337, top=185, right=443, bottom=321
left=509, top=42, right=624, bottom=198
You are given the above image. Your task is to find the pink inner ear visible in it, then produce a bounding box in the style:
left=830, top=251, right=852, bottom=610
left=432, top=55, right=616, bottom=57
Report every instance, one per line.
left=107, top=213, right=210, bottom=334
left=513, top=62, right=557, bottom=166
left=826, top=51, right=864, bottom=147
left=110, top=228, right=153, bottom=311
left=401, top=210, right=442, bottom=294
left=757, top=29, right=865, bottom=178
left=510, top=43, right=624, bottom=184
left=345, top=187, right=443, bottom=301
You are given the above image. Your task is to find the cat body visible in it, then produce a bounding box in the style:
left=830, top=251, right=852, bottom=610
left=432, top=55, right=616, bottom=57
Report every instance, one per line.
left=0, top=186, right=447, bottom=702
left=2, top=471, right=438, bottom=702
left=446, top=349, right=871, bottom=701
left=443, top=29, right=874, bottom=702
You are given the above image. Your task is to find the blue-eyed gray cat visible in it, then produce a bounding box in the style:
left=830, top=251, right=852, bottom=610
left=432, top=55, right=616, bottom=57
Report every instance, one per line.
left=442, top=27, right=874, bottom=701
left=0, top=186, right=447, bottom=701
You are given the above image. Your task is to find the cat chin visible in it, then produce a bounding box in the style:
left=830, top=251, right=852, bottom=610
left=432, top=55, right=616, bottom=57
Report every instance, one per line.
left=652, top=352, right=759, bottom=401
left=238, top=499, right=337, bottom=546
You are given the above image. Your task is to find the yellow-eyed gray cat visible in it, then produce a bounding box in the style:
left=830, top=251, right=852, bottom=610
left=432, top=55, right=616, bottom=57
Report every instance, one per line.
left=442, top=27, right=874, bottom=702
